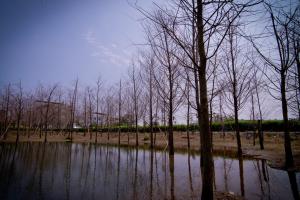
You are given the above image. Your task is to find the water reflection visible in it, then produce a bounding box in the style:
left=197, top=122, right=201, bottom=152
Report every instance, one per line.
left=238, top=155, right=245, bottom=197
left=0, top=143, right=299, bottom=200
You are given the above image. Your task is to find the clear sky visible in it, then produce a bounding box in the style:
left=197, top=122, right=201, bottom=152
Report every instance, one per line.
left=0, top=0, right=153, bottom=89
left=0, top=0, right=294, bottom=120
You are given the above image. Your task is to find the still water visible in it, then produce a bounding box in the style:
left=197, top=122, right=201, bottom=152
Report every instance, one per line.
left=0, top=143, right=299, bottom=200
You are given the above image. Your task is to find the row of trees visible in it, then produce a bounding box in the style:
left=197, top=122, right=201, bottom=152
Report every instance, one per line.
left=134, top=1, right=299, bottom=199
left=136, top=1, right=299, bottom=198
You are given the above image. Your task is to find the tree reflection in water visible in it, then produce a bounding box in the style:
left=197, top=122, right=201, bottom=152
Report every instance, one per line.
left=0, top=143, right=299, bottom=200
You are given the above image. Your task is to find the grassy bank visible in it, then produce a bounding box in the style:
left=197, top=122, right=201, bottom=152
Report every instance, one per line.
left=1, top=130, right=300, bottom=171
left=5, top=119, right=300, bottom=133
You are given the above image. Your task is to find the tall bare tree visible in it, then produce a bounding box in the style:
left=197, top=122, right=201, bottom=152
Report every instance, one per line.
left=42, top=85, right=57, bottom=142
left=1, top=83, right=11, bottom=140
left=128, top=63, right=141, bottom=146
left=118, top=79, right=122, bottom=145
left=136, top=1, right=262, bottom=198
left=87, top=86, right=94, bottom=140
left=140, top=51, right=156, bottom=148
left=221, top=23, right=252, bottom=156
left=145, top=23, right=183, bottom=155
left=69, top=78, right=78, bottom=141
left=252, top=2, right=298, bottom=167
left=95, top=76, right=102, bottom=143
left=15, top=81, right=24, bottom=143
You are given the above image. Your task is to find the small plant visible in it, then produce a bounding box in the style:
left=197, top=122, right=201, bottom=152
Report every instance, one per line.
left=143, top=136, right=149, bottom=141
left=65, top=136, right=71, bottom=140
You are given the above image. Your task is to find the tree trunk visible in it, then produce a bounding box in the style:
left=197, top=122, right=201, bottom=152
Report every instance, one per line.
left=255, top=83, right=264, bottom=150
left=251, top=92, right=256, bottom=146
left=185, top=72, right=191, bottom=149
left=84, top=96, right=87, bottom=137
left=27, top=107, right=32, bottom=138
left=197, top=1, right=214, bottom=199
left=280, top=72, right=294, bottom=168
left=44, top=102, right=50, bottom=143
left=193, top=67, right=203, bottom=165
left=219, top=94, right=225, bottom=139
left=295, top=40, right=300, bottom=119
left=149, top=69, right=154, bottom=148
left=89, top=92, right=92, bottom=141
left=3, top=84, right=10, bottom=140
left=229, top=24, right=242, bottom=156
left=16, top=114, right=20, bottom=143
left=238, top=154, right=245, bottom=196
left=168, top=67, right=174, bottom=155
left=169, top=155, right=175, bottom=200
left=133, top=68, right=139, bottom=147
left=187, top=94, right=190, bottom=149
left=234, top=96, right=242, bottom=156
left=118, top=80, right=122, bottom=145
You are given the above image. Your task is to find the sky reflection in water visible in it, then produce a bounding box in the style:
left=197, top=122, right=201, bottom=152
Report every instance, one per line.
left=0, top=143, right=299, bottom=200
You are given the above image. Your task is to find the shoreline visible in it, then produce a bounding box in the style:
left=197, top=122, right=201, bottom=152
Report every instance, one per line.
left=1, top=131, right=299, bottom=171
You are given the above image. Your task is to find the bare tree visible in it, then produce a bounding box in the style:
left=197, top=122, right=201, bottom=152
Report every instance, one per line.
left=252, top=2, right=298, bottom=167
left=68, top=78, right=78, bottom=141
left=218, top=90, right=226, bottom=139
left=140, top=51, right=155, bottom=148
left=15, top=81, right=24, bottom=143
left=95, top=76, right=103, bottom=143
left=104, top=88, right=115, bottom=141
left=87, top=86, right=94, bottom=140
left=118, top=79, right=122, bottom=145
left=25, top=94, right=34, bottom=138
left=83, top=88, right=88, bottom=137
left=128, top=62, right=141, bottom=146
left=249, top=55, right=266, bottom=150
left=41, top=85, right=58, bottom=142
left=145, top=23, right=183, bottom=155
left=289, top=6, right=300, bottom=119
left=1, top=83, right=11, bottom=140
left=221, top=22, right=252, bottom=156
left=136, top=1, right=262, bottom=198
left=56, top=88, right=63, bottom=134
left=185, top=71, right=191, bottom=149
left=123, top=84, right=134, bottom=144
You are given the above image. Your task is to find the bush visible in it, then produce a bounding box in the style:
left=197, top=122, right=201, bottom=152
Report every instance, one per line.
left=8, top=120, right=300, bottom=133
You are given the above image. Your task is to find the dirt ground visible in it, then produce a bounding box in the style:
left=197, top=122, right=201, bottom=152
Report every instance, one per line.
left=1, top=130, right=300, bottom=171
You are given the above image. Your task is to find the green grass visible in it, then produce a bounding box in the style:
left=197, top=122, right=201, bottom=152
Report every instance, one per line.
left=5, top=120, right=300, bottom=133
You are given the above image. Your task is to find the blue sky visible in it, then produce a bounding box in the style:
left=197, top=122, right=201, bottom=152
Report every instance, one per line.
left=0, top=0, right=296, bottom=120
left=0, top=0, right=152, bottom=89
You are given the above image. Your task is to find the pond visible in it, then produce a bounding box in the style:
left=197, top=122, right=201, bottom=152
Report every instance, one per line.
left=0, top=143, right=299, bottom=200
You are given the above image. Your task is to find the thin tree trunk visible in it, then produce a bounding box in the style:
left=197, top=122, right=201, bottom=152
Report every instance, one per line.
left=255, top=83, right=264, bottom=150
left=234, top=96, right=242, bottom=156
left=96, top=95, right=99, bottom=143
left=132, top=66, right=139, bottom=147
left=229, top=25, right=242, bottom=156
left=294, top=40, right=300, bottom=119
left=88, top=91, right=92, bottom=141
left=27, top=106, right=32, bottom=138
left=219, top=94, right=225, bottom=139
left=280, top=72, right=294, bottom=168
left=3, top=84, right=10, bottom=140
left=251, top=92, right=256, bottom=146
left=44, top=102, right=50, bottom=143
left=84, top=95, right=87, bottom=137
left=118, top=80, right=122, bottom=145
left=16, top=114, right=20, bottom=144
left=186, top=77, right=191, bottom=149
left=149, top=68, right=154, bottom=148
